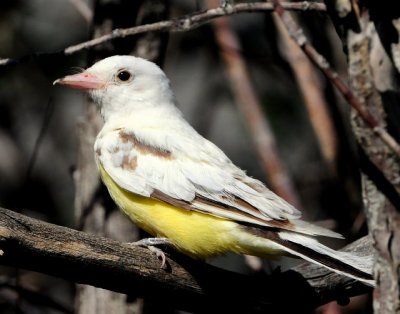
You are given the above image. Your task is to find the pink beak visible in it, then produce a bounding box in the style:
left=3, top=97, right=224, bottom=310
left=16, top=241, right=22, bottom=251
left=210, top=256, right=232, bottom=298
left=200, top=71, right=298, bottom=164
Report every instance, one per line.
left=53, top=72, right=105, bottom=90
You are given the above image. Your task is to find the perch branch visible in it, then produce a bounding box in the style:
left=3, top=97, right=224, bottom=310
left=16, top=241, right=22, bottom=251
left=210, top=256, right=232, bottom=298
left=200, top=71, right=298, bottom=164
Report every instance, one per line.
left=0, top=2, right=326, bottom=67
left=0, top=207, right=371, bottom=312
left=271, top=0, right=400, bottom=158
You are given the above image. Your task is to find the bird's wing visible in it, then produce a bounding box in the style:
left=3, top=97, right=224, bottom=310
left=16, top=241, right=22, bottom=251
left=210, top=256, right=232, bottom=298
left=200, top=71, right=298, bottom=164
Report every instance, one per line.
left=95, top=127, right=341, bottom=238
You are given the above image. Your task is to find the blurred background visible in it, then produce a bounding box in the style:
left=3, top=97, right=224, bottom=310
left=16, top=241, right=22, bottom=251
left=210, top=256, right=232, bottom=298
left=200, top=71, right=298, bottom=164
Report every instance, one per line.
left=0, top=0, right=370, bottom=313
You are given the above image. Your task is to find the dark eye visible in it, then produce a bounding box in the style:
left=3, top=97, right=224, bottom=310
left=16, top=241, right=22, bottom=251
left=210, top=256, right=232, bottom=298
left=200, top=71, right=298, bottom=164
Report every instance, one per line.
left=116, top=70, right=132, bottom=82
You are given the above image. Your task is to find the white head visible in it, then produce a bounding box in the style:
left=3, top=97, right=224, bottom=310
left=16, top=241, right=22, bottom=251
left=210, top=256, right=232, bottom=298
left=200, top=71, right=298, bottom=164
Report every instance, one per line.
left=54, top=56, right=176, bottom=121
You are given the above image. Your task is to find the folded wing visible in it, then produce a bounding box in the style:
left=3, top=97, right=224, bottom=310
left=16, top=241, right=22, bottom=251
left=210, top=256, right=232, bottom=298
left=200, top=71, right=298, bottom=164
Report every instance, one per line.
left=95, top=128, right=342, bottom=238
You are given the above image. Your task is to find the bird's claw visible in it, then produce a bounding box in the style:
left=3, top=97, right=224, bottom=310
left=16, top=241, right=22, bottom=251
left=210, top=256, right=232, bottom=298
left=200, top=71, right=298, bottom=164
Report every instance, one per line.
left=147, top=245, right=167, bottom=268
left=126, top=237, right=171, bottom=268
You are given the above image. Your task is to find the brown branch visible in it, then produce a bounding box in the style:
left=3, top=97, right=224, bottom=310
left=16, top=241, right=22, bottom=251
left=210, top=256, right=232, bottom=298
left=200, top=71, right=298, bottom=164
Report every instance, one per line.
left=271, top=0, right=400, bottom=158
left=0, top=2, right=326, bottom=67
left=206, top=0, right=302, bottom=208
left=67, top=0, right=93, bottom=23
left=0, top=207, right=371, bottom=312
left=327, top=2, right=400, bottom=309
left=273, top=15, right=338, bottom=173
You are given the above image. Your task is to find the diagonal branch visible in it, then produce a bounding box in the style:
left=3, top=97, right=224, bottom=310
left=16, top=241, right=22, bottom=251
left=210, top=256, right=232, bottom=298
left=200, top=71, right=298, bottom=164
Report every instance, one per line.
left=271, top=0, right=400, bottom=158
left=206, top=0, right=302, bottom=208
left=0, top=2, right=326, bottom=67
left=4, top=1, right=396, bottom=164
left=0, top=207, right=371, bottom=312
left=67, top=0, right=92, bottom=23
left=273, top=15, right=338, bottom=173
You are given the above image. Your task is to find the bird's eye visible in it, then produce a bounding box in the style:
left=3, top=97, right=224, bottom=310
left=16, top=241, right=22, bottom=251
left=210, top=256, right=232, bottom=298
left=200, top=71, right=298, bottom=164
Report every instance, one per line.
left=116, top=70, right=133, bottom=82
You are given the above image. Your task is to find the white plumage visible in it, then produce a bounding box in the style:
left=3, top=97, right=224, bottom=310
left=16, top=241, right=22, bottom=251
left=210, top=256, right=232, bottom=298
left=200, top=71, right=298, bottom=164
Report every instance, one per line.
left=55, top=55, right=375, bottom=286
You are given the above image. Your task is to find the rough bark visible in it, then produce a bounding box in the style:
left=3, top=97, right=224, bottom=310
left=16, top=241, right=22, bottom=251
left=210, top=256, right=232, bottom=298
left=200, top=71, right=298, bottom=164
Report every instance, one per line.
left=74, top=1, right=168, bottom=313
left=326, top=1, right=400, bottom=312
left=0, top=207, right=372, bottom=313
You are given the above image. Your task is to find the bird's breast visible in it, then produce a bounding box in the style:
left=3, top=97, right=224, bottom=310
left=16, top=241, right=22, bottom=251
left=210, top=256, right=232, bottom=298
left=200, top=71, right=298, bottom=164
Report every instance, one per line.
left=98, top=164, right=242, bottom=259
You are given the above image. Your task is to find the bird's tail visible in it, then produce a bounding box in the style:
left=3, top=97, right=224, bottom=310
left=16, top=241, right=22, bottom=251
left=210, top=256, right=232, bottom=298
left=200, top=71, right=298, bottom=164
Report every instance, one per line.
left=243, top=225, right=375, bottom=286
left=275, top=231, right=375, bottom=286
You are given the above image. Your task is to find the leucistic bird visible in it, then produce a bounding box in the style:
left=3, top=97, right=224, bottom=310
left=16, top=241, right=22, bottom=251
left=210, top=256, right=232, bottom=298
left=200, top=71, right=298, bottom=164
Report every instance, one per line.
left=54, top=55, right=374, bottom=285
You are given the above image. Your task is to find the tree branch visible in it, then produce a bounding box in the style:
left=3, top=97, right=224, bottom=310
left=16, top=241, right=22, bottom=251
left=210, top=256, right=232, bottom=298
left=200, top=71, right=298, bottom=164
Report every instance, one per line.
left=271, top=0, right=400, bottom=158
left=206, top=0, right=302, bottom=209
left=0, top=207, right=371, bottom=312
left=67, top=0, right=92, bottom=23
left=273, top=14, right=338, bottom=173
left=0, top=2, right=325, bottom=67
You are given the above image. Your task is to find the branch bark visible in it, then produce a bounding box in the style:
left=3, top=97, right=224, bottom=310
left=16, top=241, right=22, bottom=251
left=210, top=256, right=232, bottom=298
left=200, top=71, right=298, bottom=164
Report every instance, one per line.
left=0, top=208, right=372, bottom=313
left=271, top=0, right=400, bottom=159
left=0, top=2, right=326, bottom=67
left=73, top=1, right=169, bottom=313
left=4, top=1, right=397, bottom=177
left=325, top=1, right=400, bottom=312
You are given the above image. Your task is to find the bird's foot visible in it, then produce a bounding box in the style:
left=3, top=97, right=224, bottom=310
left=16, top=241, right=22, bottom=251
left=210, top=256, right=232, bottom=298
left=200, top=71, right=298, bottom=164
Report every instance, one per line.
left=127, top=237, right=171, bottom=268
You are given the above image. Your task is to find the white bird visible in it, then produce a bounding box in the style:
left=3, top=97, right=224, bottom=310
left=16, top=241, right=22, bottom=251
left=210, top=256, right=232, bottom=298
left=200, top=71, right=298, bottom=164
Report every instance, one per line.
left=54, top=55, right=374, bottom=285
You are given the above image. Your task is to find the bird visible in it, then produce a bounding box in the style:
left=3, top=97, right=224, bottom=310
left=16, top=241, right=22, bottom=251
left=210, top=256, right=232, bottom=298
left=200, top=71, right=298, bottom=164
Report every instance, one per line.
left=54, top=55, right=374, bottom=285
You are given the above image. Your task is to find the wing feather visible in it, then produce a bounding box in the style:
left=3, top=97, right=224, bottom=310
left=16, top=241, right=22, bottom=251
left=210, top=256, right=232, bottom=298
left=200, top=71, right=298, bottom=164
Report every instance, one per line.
left=95, top=128, right=342, bottom=238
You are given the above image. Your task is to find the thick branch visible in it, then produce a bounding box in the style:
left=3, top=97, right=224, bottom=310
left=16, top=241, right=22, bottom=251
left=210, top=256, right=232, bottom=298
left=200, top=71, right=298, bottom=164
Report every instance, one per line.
left=0, top=208, right=371, bottom=312
left=0, top=2, right=325, bottom=67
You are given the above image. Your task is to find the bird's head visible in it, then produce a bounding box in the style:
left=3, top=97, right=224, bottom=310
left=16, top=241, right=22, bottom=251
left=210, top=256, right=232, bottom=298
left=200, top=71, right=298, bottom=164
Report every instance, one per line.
left=54, top=55, right=175, bottom=121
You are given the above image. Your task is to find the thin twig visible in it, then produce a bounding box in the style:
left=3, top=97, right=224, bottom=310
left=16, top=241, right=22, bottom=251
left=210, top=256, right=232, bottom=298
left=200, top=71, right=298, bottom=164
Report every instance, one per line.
left=271, top=0, right=400, bottom=158
left=206, top=0, right=302, bottom=209
left=25, top=98, right=54, bottom=180
left=0, top=2, right=326, bottom=67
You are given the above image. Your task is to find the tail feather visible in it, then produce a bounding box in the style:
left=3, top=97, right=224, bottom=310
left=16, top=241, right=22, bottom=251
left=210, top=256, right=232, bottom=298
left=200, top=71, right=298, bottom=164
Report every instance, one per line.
left=277, top=232, right=375, bottom=286
left=289, top=219, right=344, bottom=239
left=242, top=224, right=375, bottom=286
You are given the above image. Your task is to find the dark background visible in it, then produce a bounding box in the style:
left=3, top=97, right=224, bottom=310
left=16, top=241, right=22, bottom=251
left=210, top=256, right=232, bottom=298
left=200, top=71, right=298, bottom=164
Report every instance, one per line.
left=0, top=1, right=369, bottom=313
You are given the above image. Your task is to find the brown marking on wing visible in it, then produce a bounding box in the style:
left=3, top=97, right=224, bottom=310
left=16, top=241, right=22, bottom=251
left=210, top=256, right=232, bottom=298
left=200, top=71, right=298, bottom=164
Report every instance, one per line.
left=221, top=189, right=294, bottom=229
left=263, top=218, right=293, bottom=229
left=118, top=132, right=139, bottom=143
left=119, top=131, right=173, bottom=159
left=151, top=190, right=238, bottom=216
left=240, top=178, right=265, bottom=193
left=151, top=189, right=294, bottom=231
left=229, top=196, right=263, bottom=217
left=219, top=195, right=293, bottom=229
left=151, top=189, right=193, bottom=211
left=121, top=155, right=138, bottom=170
left=96, top=147, right=102, bottom=156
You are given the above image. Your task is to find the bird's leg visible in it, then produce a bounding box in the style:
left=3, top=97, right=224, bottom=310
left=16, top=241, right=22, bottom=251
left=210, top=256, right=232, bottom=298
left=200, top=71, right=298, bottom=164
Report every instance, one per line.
left=126, top=237, right=172, bottom=267
left=134, top=237, right=171, bottom=247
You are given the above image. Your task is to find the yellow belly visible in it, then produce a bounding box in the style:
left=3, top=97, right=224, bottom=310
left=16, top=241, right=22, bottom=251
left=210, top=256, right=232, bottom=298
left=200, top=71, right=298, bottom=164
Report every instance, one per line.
left=99, top=165, right=284, bottom=259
